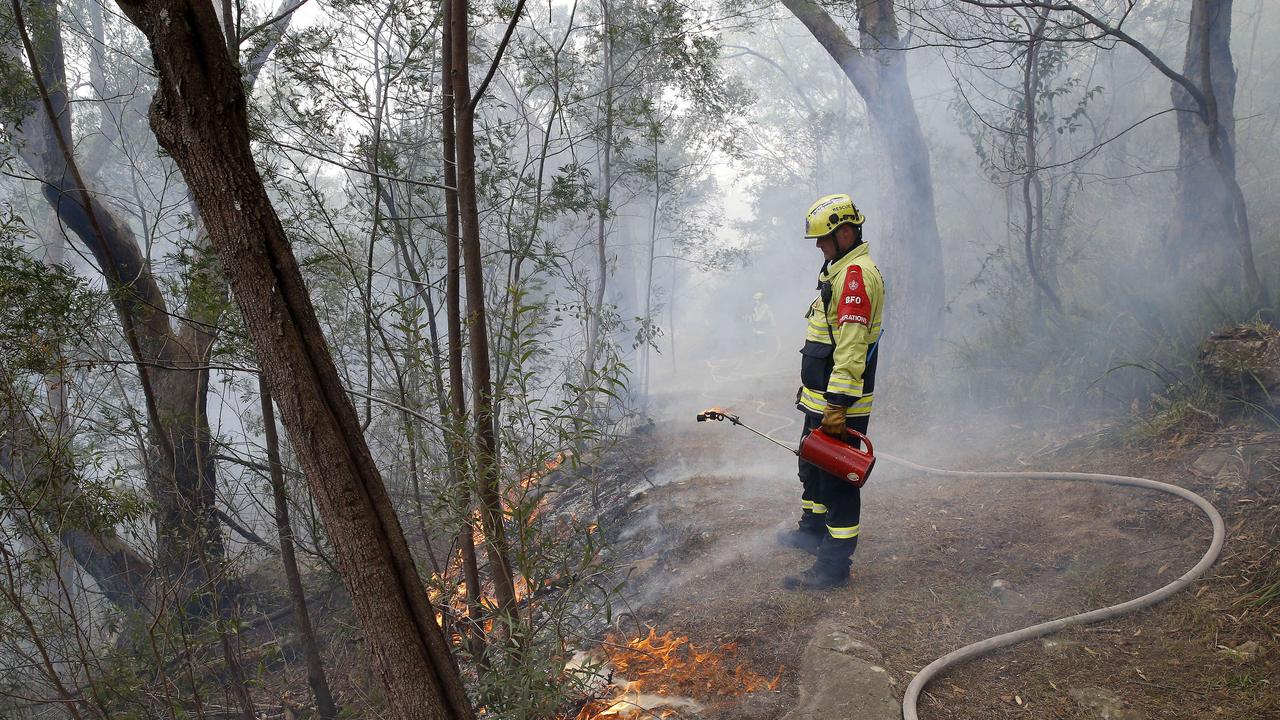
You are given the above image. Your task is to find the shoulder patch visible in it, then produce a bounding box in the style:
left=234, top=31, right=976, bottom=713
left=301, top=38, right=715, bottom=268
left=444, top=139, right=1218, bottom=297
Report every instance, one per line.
left=836, top=266, right=870, bottom=327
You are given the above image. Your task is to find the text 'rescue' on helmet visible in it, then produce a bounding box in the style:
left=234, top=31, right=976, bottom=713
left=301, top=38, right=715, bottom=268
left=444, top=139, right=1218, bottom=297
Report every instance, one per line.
left=803, top=193, right=865, bottom=238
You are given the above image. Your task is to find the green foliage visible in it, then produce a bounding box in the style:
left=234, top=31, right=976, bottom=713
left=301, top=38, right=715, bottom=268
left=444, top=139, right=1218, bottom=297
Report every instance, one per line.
left=0, top=0, right=39, bottom=141
left=1118, top=369, right=1225, bottom=443
left=457, top=288, right=628, bottom=718
left=0, top=214, right=96, bottom=377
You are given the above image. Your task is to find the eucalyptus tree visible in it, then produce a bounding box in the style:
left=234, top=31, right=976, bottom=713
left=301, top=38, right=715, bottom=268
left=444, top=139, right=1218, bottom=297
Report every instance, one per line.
left=259, top=0, right=520, bottom=664
left=569, top=0, right=739, bottom=413
left=0, top=0, right=359, bottom=716
left=259, top=0, right=448, bottom=528
left=723, top=27, right=869, bottom=202
left=932, top=3, right=1111, bottom=315
left=3, top=0, right=229, bottom=611
left=946, top=0, right=1267, bottom=312
left=252, top=0, right=632, bottom=711
left=0, top=226, right=142, bottom=720
left=1168, top=0, right=1261, bottom=304
left=781, top=0, right=946, bottom=352
left=93, top=0, right=476, bottom=716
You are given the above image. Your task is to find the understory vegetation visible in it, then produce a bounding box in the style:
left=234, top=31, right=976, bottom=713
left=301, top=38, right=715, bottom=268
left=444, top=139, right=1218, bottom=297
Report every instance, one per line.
left=0, top=0, right=1278, bottom=717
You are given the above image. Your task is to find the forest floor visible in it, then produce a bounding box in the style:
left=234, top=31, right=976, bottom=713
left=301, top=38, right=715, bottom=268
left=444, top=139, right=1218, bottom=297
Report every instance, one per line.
left=587, top=363, right=1279, bottom=720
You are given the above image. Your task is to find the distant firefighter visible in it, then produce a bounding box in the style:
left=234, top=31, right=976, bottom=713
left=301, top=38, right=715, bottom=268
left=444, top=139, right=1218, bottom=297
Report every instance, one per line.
left=748, top=291, right=775, bottom=355
left=778, top=193, right=884, bottom=590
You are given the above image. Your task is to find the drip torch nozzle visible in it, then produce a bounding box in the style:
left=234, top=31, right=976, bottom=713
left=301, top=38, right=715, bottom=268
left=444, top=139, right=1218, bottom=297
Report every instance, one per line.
left=696, top=407, right=740, bottom=424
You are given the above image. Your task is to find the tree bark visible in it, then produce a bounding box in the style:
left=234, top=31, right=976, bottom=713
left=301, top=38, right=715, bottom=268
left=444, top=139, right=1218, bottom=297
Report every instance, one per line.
left=1020, top=12, right=1062, bottom=313
left=107, top=1, right=474, bottom=717
left=585, top=0, right=614, bottom=416
left=440, top=0, right=486, bottom=654
left=642, top=130, right=660, bottom=403
left=781, top=0, right=945, bottom=350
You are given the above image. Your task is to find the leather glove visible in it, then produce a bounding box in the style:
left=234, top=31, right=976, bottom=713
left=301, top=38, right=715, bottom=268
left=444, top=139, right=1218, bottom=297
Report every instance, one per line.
left=821, top=404, right=846, bottom=438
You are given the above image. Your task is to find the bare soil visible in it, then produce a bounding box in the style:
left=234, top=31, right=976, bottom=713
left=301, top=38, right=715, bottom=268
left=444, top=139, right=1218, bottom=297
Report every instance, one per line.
left=598, top=373, right=1279, bottom=720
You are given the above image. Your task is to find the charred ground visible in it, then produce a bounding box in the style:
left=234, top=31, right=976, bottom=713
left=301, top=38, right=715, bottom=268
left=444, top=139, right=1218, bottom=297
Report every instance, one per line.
left=592, top=374, right=1279, bottom=719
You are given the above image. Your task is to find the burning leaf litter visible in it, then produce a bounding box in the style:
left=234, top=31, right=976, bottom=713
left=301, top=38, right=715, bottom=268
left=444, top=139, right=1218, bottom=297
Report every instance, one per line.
left=572, top=626, right=782, bottom=719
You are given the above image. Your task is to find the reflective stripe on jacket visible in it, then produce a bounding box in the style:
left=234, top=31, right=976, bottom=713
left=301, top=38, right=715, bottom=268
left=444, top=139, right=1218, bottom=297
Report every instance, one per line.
left=798, top=243, right=883, bottom=417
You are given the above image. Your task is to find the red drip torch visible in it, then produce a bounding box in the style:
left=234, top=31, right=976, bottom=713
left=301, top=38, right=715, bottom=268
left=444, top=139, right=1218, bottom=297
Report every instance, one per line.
left=696, top=407, right=876, bottom=487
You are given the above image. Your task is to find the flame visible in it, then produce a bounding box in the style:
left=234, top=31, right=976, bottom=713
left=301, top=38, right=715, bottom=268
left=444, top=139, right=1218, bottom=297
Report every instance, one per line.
left=430, top=526, right=541, bottom=637
left=515, top=450, right=569, bottom=489
left=511, top=450, right=570, bottom=510
left=572, top=627, right=782, bottom=719
left=425, top=450, right=594, bottom=656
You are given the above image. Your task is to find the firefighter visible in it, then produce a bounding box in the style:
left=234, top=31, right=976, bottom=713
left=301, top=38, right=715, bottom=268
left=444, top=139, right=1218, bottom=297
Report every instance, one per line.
left=778, top=193, right=884, bottom=590
left=748, top=291, right=775, bottom=355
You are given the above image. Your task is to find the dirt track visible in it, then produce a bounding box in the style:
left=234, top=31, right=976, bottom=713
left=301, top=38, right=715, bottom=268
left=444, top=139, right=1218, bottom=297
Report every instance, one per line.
left=597, top=370, right=1278, bottom=719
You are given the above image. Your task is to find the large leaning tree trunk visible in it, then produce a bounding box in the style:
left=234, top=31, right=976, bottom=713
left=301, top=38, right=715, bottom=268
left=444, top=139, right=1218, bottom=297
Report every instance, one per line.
left=107, top=0, right=474, bottom=717
left=781, top=0, right=944, bottom=350
left=6, top=0, right=227, bottom=609
left=1167, top=0, right=1264, bottom=309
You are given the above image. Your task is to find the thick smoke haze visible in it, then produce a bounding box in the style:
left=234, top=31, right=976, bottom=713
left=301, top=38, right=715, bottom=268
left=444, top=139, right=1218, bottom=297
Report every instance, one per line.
left=0, top=0, right=1275, bottom=716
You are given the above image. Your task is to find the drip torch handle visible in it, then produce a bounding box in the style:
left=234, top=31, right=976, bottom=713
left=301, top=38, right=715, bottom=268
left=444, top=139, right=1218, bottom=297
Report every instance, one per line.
left=845, top=429, right=874, bottom=456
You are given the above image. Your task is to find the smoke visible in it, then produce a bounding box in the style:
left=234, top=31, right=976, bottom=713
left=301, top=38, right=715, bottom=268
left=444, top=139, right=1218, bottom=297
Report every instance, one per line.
left=0, top=0, right=1275, bottom=672
left=613, top=1, right=1280, bottom=635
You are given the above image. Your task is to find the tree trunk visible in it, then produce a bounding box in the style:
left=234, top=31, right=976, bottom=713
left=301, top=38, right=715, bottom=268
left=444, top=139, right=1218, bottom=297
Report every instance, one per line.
left=1020, top=12, right=1062, bottom=313
left=108, top=1, right=474, bottom=717
left=1168, top=0, right=1265, bottom=309
left=260, top=378, right=340, bottom=720
left=441, top=0, right=487, bottom=654
left=449, top=0, right=520, bottom=625
left=8, top=0, right=226, bottom=610
left=585, top=0, right=614, bottom=415
left=642, top=132, right=660, bottom=404
left=781, top=0, right=945, bottom=351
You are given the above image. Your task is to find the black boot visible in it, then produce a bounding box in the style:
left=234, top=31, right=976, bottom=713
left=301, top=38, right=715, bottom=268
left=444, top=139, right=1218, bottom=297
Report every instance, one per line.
left=775, top=527, right=822, bottom=555
left=782, top=558, right=848, bottom=590
left=776, top=512, right=825, bottom=554
left=782, top=536, right=856, bottom=590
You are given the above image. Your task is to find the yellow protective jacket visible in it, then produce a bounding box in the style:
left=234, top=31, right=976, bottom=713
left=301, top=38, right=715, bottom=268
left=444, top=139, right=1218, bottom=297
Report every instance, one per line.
left=798, top=243, right=884, bottom=417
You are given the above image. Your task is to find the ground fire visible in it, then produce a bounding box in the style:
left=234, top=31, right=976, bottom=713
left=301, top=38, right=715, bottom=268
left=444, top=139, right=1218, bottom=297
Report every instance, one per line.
left=573, top=627, right=782, bottom=718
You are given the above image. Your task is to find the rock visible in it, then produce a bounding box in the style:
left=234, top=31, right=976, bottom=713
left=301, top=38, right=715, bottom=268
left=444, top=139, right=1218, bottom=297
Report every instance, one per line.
left=1218, top=640, right=1263, bottom=663
left=990, top=579, right=1029, bottom=609
left=1190, top=449, right=1235, bottom=478
left=1198, top=324, right=1280, bottom=406
left=1190, top=448, right=1247, bottom=491
left=1068, top=687, right=1146, bottom=720
left=1233, top=640, right=1263, bottom=661
left=782, top=629, right=898, bottom=720
left=815, top=630, right=884, bottom=663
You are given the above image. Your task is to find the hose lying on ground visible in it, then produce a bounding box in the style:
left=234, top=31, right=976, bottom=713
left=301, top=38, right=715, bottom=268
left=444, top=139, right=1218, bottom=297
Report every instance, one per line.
left=880, top=453, right=1226, bottom=720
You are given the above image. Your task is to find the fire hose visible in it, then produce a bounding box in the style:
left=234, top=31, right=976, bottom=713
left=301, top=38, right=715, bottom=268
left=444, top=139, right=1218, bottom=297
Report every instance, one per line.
left=697, top=409, right=1226, bottom=720
left=889, top=452, right=1225, bottom=720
